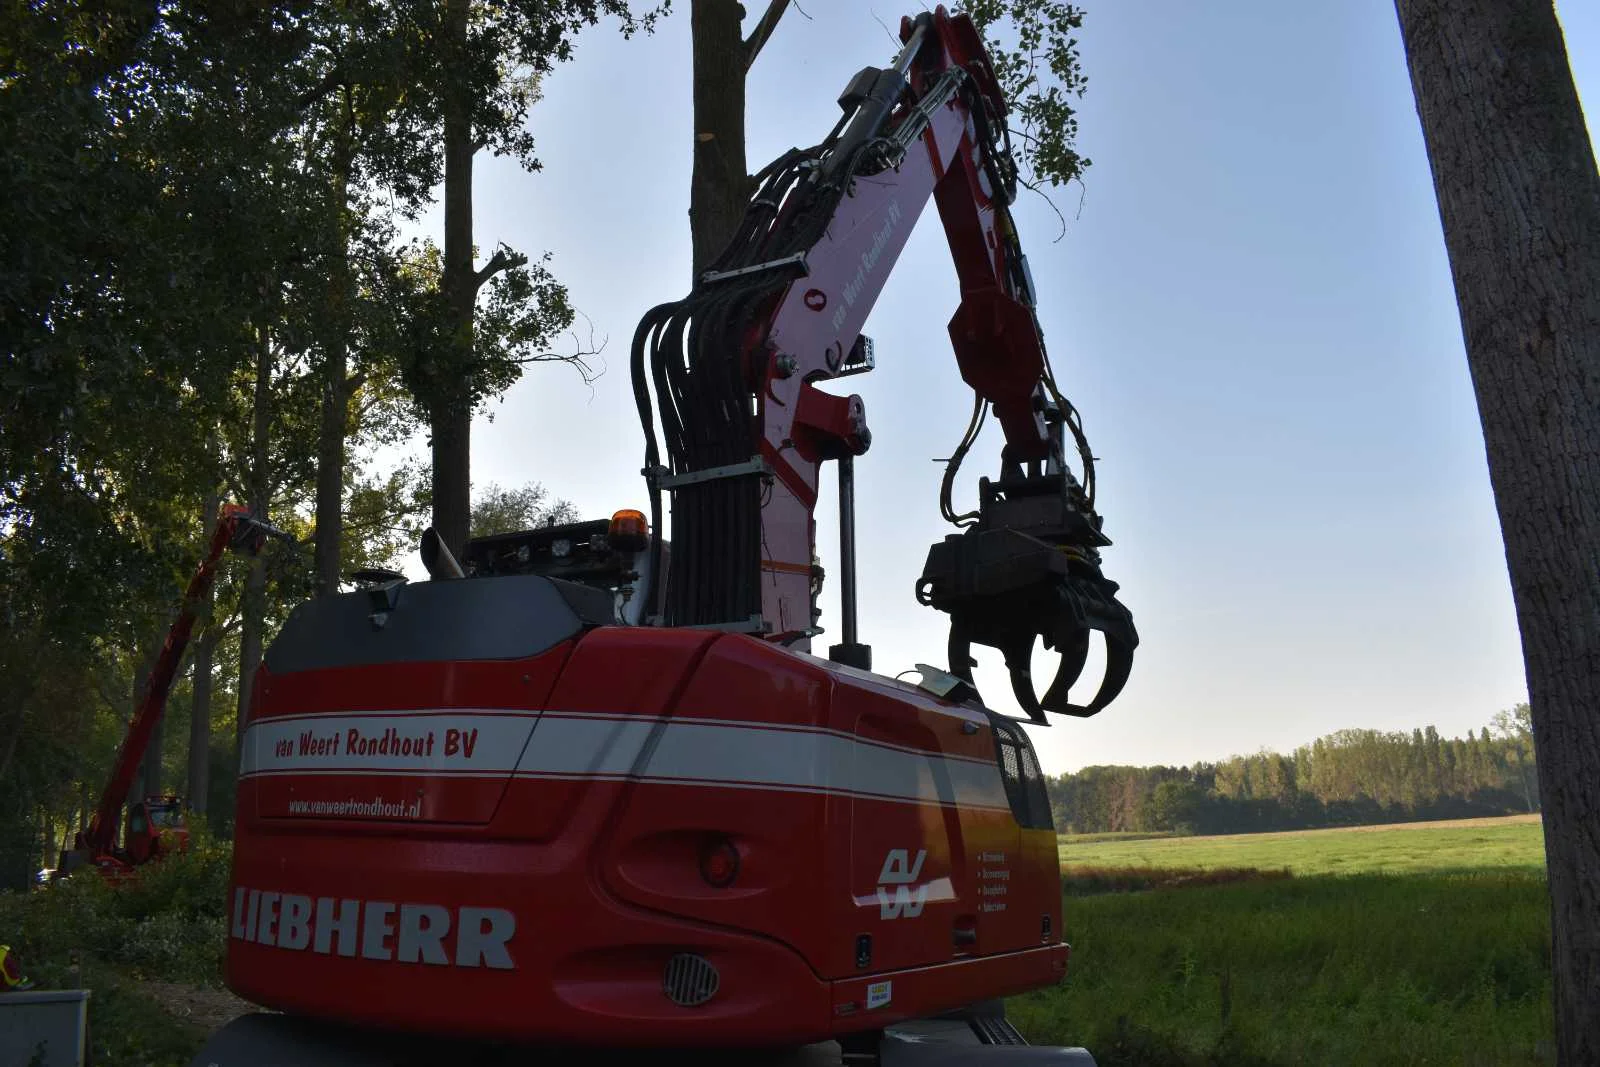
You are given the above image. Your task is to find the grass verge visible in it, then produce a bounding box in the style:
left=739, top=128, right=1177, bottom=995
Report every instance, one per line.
left=1012, top=870, right=1554, bottom=1066
left=1061, top=865, right=1291, bottom=896
left=1058, top=814, right=1545, bottom=876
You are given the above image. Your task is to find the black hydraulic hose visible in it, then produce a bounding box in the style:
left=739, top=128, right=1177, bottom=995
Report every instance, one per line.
left=631, top=303, right=681, bottom=620
left=633, top=125, right=893, bottom=628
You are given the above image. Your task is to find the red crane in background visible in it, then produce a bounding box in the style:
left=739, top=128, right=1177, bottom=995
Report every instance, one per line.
left=58, top=504, right=291, bottom=879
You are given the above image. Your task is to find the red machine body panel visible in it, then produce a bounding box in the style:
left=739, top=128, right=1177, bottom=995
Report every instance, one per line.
left=227, top=612, right=1066, bottom=1047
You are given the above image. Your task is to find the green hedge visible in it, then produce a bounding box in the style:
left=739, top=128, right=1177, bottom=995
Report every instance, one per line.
left=0, top=825, right=232, bottom=1065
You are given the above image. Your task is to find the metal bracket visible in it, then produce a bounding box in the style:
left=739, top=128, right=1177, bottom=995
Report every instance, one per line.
left=650, top=456, right=771, bottom=490
left=699, top=251, right=809, bottom=286
left=887, top=67, right=968, bottom=156
left=909, top=662, right=981, bottom=703
left=837, top=334, right=875, bottom=378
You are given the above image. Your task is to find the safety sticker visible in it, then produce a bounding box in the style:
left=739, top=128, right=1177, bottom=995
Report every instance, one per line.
left=866, top=980, right=893, bottom=1011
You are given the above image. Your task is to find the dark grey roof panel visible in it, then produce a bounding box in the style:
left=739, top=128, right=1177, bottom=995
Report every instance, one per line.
left=264, top=575, right=607, bottom=675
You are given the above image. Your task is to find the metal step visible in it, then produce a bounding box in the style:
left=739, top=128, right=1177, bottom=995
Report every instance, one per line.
left=969, top=1014, right=1029, bottom=1046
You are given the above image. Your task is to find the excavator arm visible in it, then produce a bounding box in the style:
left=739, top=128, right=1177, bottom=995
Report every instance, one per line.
left=73, top=505, right=286, bottom=864
left=632, top=6, right=1137, bottom=722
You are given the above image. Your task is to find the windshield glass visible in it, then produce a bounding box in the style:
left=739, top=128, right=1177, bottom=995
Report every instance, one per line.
left=147, top=806, right=182, bottom=829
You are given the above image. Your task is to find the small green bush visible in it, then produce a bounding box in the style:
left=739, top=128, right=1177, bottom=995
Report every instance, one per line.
left=0, top=830, right=232, bottom=1065
left=1, top=830, right=232, bottom=987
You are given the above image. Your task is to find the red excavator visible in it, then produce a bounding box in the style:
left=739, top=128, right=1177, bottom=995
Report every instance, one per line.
left=57, top=504, right=288, bottom=880
left=194, top=9, right=1138, bottom=1064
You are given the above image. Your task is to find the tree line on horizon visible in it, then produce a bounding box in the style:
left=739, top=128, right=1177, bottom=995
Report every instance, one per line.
left=1046, top=704, right=1537, bottom=837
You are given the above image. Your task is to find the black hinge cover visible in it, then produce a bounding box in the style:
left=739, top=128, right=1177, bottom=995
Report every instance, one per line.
left=829, top=642, right=872, bottom=670
left=839, top=66, right=881, bottom=110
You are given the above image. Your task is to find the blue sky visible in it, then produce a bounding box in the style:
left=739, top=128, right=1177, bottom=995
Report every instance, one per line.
left=398, top=2, right=1598, bottom=774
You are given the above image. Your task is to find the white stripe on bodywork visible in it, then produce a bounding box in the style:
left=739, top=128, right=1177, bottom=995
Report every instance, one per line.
left=241, top=710, right=1012, bottom=811
left=239, top=711, right=540, bottom=778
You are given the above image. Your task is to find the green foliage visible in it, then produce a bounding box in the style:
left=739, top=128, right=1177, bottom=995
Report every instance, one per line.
left=341, top=460, right=432, bottom=577
left=0, top=836, right=232, bottom=1066
left=1, top=0, right=332, bottom=865
left=0, top=0, right=468, bottom=875
left=355, top=1, right=667, bottom=429
left=384, top=239, right=588, bottom=421
left=442, top=0, right=669, bottom=172
left=0, top=839, right=232, bottom=988
left=1143, top=778, right=1209, bottom=835
left=1051, top=711, right=1540, bottom=836
left=471, top=481, right=577, bottom=539
left=1010, top=871, right=1554, bottom=1066
left=962, top=0, right=1090, bottom=192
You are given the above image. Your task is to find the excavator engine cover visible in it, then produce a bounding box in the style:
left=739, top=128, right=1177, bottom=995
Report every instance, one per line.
left=220, top=573, right=1069, bottom=1051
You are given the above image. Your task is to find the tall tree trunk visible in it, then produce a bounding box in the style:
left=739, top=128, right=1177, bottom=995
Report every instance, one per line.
left=237, top=325, right=273, bottom=755
left=0, top=710, right=22, bottom=785
left=187, top=492, right=220, bottom=816
left=1517, top=749, right=1536, bottom=814
left=1393, top=2, right=1600, bottom=1059
left=434, top=0, right=475, bottom=559
left=690, top=0, right=753, bottom=277
left=315, top=96, right=356, bottom=595
left=39, top=806, right=55, bottom=876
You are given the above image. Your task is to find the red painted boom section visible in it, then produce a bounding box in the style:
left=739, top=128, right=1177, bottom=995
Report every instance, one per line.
left=80, top=505, right=260, bottom=855
left=749, top=8, right=1055, bottom=639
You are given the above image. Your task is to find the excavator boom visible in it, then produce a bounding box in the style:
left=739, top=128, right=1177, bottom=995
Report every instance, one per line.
left=632, top=8, right=1136, bottom=721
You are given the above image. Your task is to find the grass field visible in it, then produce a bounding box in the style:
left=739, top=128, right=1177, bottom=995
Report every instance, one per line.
left=1059, top=813, right=1545, bottom=876
left=1013, top=815, right=1554, bottom=1065
left=6, top=817, right=1553, bottom=1065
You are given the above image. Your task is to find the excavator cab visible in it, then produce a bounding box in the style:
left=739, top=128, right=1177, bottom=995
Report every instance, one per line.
left=121, top=795, right=189, bottom=868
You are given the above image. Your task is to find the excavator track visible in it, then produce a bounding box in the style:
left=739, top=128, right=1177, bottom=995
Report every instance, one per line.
left=189, top=1012, right=1097, bottom=1066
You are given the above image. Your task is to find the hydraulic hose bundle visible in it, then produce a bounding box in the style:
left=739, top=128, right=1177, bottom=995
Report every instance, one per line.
left=629, top=105, right=894, bottom=628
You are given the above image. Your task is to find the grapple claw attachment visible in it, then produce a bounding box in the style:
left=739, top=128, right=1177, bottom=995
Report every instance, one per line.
left=919, top=524, right=1139, bottom=724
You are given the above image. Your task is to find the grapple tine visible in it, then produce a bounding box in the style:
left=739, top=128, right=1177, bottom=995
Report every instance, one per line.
left=1041, top=628, right=1136, bottom=717
left=1001, top=636, right=1049, bottom=725
left=1038, top=628, right=1091, bottom=708
left=1036, top=578, right=1138, bottom=716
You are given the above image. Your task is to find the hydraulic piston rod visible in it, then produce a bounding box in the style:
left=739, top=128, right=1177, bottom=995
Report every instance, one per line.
left=829, top=455, right=871, bottom=671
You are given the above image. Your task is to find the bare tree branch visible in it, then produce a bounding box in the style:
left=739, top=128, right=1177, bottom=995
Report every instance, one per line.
left=868, top=8, right=901, bottom=48
left=512, top=310, right=607, bottom=398
left=744, top=0, right=792, bottom=71
left=295, top=66, right=345, bottom=111
left=1017, top=172, right=1069, bottom=243
left=472, top=248, right=528, bottom=293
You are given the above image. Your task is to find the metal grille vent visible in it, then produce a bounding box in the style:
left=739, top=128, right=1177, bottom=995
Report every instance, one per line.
left=663, top=953, right=720, bottom=1007
left=991, top=719, right=1055, bottom=831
